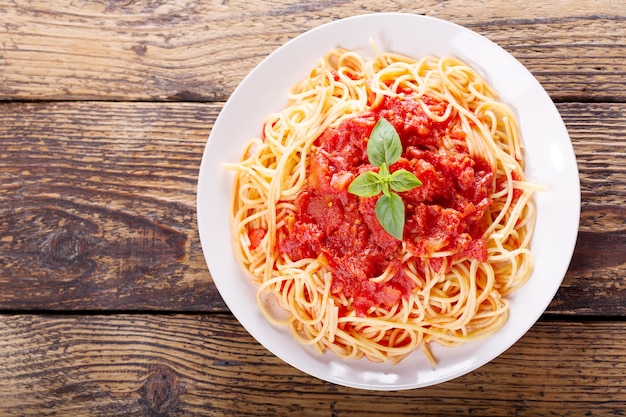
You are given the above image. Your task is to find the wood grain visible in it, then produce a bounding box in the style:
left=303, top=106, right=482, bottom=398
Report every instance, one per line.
left=0, top=102, right=224, bottom=311
left=1, top=101, right=625, bottom=314
left=551, top=102, right=626, bottom=315
left=0, top=314, right=624, bottom=417
left=1, top=0, right=624, bottom=102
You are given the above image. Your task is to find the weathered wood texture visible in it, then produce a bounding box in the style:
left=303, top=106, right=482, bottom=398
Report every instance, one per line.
left=1, top=101, right=625, bottom=313
left=1, top=0, right=625, bottom=102
left=1, top=314, right=625, bottom=417
left=0, top=102, right=222, bottom=310
left=552, top=102, right=626, bottom=315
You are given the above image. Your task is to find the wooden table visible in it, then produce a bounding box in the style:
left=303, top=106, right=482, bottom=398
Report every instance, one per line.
left=1, top=1, right=624, bottom=415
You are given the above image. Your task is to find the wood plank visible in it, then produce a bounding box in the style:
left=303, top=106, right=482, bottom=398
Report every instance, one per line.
left=1, top=0, right=624, bottom=102
left=0, top=314, right=624, bottom=416
left=0, top=102, right=224, bottom=311
left=551, top=102, right=626, bottom=315
left=1, top=101, right=625, bottom=314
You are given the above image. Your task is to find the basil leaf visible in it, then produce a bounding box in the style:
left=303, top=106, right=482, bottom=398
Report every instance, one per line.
left=347, top=116, right=422, bottom=241
left=375, top=192, right=405, bottom=240
left=347, top=172, right=382, bottom=197
left=367, top=118, right=402, bottom=167
left=389, top=169, right=422, bottom=192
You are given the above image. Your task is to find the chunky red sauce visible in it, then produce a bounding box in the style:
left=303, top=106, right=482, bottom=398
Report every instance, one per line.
left=274, top=95, right=494, bottom=316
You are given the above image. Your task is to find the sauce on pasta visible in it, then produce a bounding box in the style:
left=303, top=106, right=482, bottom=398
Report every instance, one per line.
left=277, top=95, right=494, bottom=317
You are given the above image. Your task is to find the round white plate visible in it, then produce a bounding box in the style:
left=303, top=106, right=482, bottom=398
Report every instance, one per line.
left=197, top=13, right=580, bottom=390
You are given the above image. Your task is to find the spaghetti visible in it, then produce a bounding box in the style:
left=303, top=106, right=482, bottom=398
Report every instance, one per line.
left=226, top=48, right=538, bottom=364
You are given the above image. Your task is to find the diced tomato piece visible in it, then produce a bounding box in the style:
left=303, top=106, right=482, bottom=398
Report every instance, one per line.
left=248, top=228, right=266, bottom=250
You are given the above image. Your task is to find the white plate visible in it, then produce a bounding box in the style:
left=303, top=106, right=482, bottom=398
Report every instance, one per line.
left=197, top=13, right=580, bottom=390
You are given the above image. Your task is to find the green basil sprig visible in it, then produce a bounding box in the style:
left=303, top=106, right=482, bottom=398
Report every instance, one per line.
left=348, top=118, right=422, bottom=240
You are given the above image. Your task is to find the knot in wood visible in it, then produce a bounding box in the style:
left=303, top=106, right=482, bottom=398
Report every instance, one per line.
left=50, top=232, right=84, bottom=264
left=140, top=364, right=186, bottom=416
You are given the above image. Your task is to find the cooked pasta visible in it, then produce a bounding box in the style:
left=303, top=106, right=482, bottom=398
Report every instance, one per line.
left=225, top=48, right=538, bottom=364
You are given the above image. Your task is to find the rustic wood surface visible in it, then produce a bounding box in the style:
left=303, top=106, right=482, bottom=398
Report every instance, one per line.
left=1, top=101, right=625, bottom=315
left=2, top=1, right=625, bottom=102
left=1, top=0, right=625, bottom=415
left=1, top=315, right=625, bottom=417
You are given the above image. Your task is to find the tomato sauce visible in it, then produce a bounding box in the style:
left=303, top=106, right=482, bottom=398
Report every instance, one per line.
left=276, top=95, right=494, bottom=316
